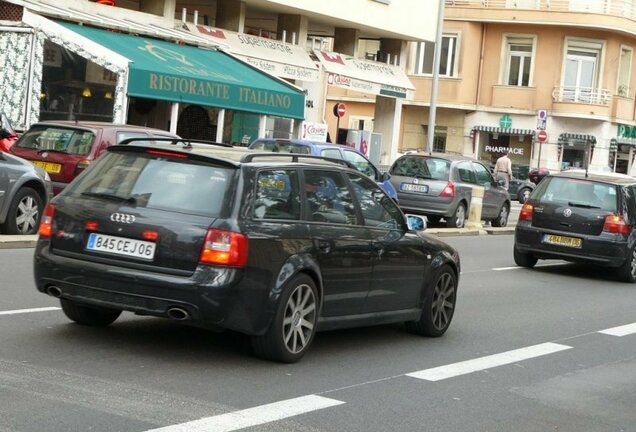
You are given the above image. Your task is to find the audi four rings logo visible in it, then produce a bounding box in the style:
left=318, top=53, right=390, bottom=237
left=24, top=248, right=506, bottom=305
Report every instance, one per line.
left=110, top=213, right=136, bottom=224
left=563, top=208, right=572, bottom=217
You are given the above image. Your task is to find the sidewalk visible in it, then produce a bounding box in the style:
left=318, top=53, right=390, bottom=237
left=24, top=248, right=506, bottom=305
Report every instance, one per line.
left=0, top=223, right=516, bottom=250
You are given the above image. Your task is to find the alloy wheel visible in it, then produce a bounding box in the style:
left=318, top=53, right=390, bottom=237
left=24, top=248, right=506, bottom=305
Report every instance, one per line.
left=282, top=283, right=316, bottom=354
left=15, top=195, right=39, bottom=234
left=455, top=205, right=466, bottom=228
left=499, top=206, right=508, bottom=225
left=431, top=272, right=455, bottom=331
left=630, top=249, right=636, bottom=280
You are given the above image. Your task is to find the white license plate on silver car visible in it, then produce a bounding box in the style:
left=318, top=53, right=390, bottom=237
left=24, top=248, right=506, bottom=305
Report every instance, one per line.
left=400, top=183, right=428, bottom=193
left=86, top=233, right=156, bottom=260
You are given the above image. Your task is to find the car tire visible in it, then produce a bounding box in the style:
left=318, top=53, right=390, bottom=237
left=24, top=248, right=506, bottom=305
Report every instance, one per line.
left=513, top=244, right=537, bottom=268
left=446, top=203, right=466, bottom=228
left=491, top=203, right=509, bottom=227
left=60, top=298, right=122, bottom=327
left=1, top=187, right=43, bottom=234
left=406, top=264, right=457, bottom=337
left=617, top=246, right=636, bottom=283
left=518, top=187, right=531, bottom=203
left=251, top=274, right=318, bottom=363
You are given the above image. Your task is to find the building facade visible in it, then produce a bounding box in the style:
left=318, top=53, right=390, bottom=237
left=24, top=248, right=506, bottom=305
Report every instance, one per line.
left=400, top=1, right=636, bottom=177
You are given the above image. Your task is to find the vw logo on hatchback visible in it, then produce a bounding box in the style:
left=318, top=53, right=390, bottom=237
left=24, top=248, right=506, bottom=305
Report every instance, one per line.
left=110, top=213, right=136, bottom=224
left=563, top=208, right=572, bottom=217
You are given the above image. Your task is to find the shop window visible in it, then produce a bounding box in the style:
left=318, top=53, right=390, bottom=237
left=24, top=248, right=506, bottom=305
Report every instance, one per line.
left=617, top=46, right=633, bottom=97
left=412, top=34, right=458, bottom=77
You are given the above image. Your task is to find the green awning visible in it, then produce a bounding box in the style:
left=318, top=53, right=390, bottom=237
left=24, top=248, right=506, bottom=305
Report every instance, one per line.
left=59, top=22, right=305, bottom=119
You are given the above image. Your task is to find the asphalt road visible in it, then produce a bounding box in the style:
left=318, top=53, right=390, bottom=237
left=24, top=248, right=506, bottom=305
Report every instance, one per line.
left=1, top=235, right=635, bottom=432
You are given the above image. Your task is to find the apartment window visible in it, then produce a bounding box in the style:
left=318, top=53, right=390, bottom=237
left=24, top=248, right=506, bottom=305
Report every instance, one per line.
left=617, top=46, right=633, bottom=97
left=433, top=127, right=447, bottom=153
left=413, top=35, right=458, bottom=77
left=562, top=39, right=603, bottom=103
left=505, top=36, right=534, bottom=86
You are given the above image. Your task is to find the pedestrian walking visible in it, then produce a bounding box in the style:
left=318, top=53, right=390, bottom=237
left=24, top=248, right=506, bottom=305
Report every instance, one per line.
left=494, top=152, right=512, bottom=190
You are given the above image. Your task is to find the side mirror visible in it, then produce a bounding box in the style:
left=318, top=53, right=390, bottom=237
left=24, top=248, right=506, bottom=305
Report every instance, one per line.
left=497, top=179, right=506, bottom=187
left=405, top=214, right=427, bottom=231
left=380, top=171, right=391, bottom=182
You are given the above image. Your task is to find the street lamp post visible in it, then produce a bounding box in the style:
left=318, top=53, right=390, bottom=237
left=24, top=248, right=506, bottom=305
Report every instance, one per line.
left=426, top=0, right=445, bottom=155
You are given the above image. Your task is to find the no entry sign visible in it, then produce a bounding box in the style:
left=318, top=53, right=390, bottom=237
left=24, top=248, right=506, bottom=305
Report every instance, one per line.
left=333, top=102, right=346, bottom=118
left=537, top=130, right=548, bottom=142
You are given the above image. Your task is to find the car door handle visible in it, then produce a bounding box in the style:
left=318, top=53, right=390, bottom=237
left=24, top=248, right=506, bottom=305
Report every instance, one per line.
left=318, top=240, right=331, bottom=253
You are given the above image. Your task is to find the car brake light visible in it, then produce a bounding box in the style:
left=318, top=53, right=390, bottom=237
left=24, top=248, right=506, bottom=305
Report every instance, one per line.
left=199, top=229, right=248, bottom=267
left=519, top=203, right=534, bottom=221
left=603, top=214, right=630, bottom=234
left=38, top=204, right=56, bottom=238
left=85, top=221, right=99, bottom=231
left=146, top=149, right=188, bottom=159
left=439, top=181, right=455, bottom=198
left=142, top=230, right=159, bottom=241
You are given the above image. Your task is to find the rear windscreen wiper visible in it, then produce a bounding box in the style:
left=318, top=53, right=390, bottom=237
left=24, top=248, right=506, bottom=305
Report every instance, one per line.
left=81, top=191, right=137, bottom=205
left=568, top=201, right=600, bottom=209
left=414, top=174, right=433, bottom=180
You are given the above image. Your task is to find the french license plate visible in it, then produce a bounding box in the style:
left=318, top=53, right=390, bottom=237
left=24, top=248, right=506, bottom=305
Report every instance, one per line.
left=86, top=233, right=156, bottom=260
left=543, top=234, right=582, bottom=248
left=31, top=160, right=62, bottom=174
left=400, top=182, right=428, bottom=193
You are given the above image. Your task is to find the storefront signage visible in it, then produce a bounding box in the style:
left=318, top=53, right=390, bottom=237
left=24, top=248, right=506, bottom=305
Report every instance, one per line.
left=300, top=121, right=328, bottom=141
left=484, top=145, right=525, bottom=155
left=499, top=115, right=512, bottom=129
left=185, top=24, right=319, bottom=82
left=617, top=124, right=636, bottom=139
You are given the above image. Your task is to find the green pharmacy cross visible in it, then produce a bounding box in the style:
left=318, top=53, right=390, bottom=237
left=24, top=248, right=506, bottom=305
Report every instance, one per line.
left=499, top=115, right=512, bottom=129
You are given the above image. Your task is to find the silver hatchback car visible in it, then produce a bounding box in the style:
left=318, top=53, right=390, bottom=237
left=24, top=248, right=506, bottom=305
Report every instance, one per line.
left=389, top=153, right=511, bottom=228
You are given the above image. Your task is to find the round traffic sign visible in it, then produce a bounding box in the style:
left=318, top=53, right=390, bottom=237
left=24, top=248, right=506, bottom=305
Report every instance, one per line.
left=537, top=130, right=548, bottom=143
left=333, top=102, right=346, bottom=118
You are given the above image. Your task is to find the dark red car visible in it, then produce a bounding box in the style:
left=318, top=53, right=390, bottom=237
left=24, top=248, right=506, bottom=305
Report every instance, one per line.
left=528, top=168, right=550, bottom=185
left=10, top=121, right=179, bottom=195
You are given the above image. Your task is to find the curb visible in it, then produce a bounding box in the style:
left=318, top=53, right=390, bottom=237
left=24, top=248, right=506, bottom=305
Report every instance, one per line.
left=0, top=235, right=38, bottom=249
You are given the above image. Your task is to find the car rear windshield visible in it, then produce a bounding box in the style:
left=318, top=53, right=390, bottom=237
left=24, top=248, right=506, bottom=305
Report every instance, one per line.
left=390, top=156, right=450, bottom=181
left=251, top=140, right=311, bottom=154
left=534, top=177, right=618, bottom=211
left=64, top=150, right=235, bottom=216
left=14, top=126, right=96, bottom=156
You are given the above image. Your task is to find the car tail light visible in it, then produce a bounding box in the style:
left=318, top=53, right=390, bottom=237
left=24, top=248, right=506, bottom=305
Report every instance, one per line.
left=38, top=204, right=56, bottom=238
left=439, top=181, right=455, bottom=198
left=519, top=203, right=534, bottom=222
left=142, top=230, right=159, bottom=241
left=74, top=159, right=91, bottom=176
left=199, top=229, right=248, bottom=267
left=84, top=221, right=99, bottom=231
left=603, top=214, right=630, bottom=234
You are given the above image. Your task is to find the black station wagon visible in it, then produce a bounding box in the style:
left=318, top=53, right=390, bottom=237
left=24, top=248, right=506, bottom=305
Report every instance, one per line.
left=33, top=140, right=461, bottom=362
left=514, top=171, right=636, bottom=282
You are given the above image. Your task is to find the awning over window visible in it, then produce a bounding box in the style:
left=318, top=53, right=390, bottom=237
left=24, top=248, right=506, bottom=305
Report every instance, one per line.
left=473, top=126, right=535, bottom=136
left=558, top=132, right=596, bottom=144
left=59, top=22, right=306, bottom=119
left=183, top=24, right=319, bottom=82
left=314, top=50, right=414, bottom=99
left=612, top=137, right=636, bottom=146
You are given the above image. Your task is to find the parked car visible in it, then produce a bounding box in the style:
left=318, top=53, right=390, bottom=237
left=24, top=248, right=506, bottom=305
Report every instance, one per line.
left=528, top=168, right=550, bottom=185
left=0, top=151, right=52, bottom=234
left=508, top=176, right=535, bottom=202
left=248, top=138, right=398, bottom=200
left=514, top=171, right=636, bottom=282
left=33, top=139, right=460, bottom=362
left=0, top=112, right=18, bottom=152
left=10, top=121, right=179, bottom=195
left=388, top=153, right=511, bottom=228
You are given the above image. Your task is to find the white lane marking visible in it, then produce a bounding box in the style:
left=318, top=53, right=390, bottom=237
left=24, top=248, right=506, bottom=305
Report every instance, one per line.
left=0, top=307, right=60, bottom=316
left=406, top=342, right=572, bottom=382
left=493, top=262, right=566, bottom=271
left=598, top=323, right=636, bottom=337
left=144, top=395, right=345, bottom=432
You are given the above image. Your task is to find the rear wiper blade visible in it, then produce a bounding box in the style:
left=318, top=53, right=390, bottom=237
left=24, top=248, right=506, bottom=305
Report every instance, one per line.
left=37, top=148, right=67, bottom=154
left=413, top=174, right=433, bottom=179
left=568, top=201, right=600, bottom=209
left=81, top=191, right=137, bottom=204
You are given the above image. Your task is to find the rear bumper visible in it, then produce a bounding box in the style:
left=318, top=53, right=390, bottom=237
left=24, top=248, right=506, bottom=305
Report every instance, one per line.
left=515, top=223, right=630, bottom=267
left=33, top=242, right=275, bottom=335
left=396, top=194, right=455, bottom=217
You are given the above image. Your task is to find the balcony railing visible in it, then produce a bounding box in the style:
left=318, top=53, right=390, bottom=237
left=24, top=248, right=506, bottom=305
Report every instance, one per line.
left=445, top=0, right=636, bottom=20
left=552, top=86, right=612, bottom=105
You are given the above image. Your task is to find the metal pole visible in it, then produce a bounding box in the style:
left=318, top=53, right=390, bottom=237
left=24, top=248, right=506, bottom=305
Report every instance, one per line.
left=426, top=0, right=445, bottom=155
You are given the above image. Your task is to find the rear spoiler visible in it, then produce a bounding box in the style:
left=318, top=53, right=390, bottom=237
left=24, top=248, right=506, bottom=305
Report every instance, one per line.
left=117, top=137, right=233, bottom=148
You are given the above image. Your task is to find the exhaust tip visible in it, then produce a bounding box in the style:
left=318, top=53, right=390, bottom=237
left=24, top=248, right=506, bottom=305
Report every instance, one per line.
left=46, top=285, right=62, bottom=298
left=167, top=307, right=190, bottom=321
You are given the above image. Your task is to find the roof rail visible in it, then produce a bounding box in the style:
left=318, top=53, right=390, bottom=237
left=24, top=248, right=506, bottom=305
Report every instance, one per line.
left=240, top=153, right=356, bottom=169
left=117, top=137, right=233, bottom=148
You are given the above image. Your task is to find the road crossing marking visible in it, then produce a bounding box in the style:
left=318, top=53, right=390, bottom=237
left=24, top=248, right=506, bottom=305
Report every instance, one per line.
left=598, top=322, right=636, bottom=337
left=144, top=395, right=345, bottom=432
left=0, top=306, right=60, bottom=316
left=406, top=342, right=572, bottom=382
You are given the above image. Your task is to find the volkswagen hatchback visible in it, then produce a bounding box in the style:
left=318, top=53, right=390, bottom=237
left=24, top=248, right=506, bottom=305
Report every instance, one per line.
left=514, top=171, right=636, bottom=282
left=33, top=140, right=460, bottom=362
